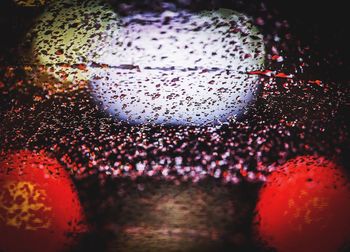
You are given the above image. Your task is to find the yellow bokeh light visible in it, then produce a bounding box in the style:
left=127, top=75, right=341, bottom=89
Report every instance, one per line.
left=0, top=181, right=52, bottom=230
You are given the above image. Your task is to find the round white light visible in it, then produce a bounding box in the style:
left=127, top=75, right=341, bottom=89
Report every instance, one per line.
left=90, top=9, right=265, bottom=125
left=30, top=1, right=265, bottom=125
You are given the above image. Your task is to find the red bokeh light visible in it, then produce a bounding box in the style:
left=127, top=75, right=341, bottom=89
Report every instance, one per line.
left=0, top=150, right=87, bottom=252
left=255, top=155, right=350, bottom=252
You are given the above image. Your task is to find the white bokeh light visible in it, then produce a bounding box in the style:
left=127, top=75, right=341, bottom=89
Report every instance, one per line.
left=90, top=9, right=265, bottom=125
left=30, top=1, right=265, bottom=125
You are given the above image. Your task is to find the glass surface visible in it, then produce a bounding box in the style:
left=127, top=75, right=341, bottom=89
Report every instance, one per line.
left=0, top=0, right=349, bottom=251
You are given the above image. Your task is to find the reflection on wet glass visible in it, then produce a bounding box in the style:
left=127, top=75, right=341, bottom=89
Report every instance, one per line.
left=29, top=0, right=265, bottom=125
left=0, top=0, right=349, bottom=251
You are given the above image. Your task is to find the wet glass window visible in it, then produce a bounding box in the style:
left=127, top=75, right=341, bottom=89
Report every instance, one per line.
left=0, top=0, right=349, bottom=251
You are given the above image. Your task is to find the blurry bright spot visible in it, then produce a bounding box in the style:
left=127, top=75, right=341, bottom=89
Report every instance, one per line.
left=29, top=0, right=119, bottom=92
left=90, top=9, right=265, bottom=125
left=29, top=0, right=264, bottom=125
left=256, top=155, right=350, bottom=252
